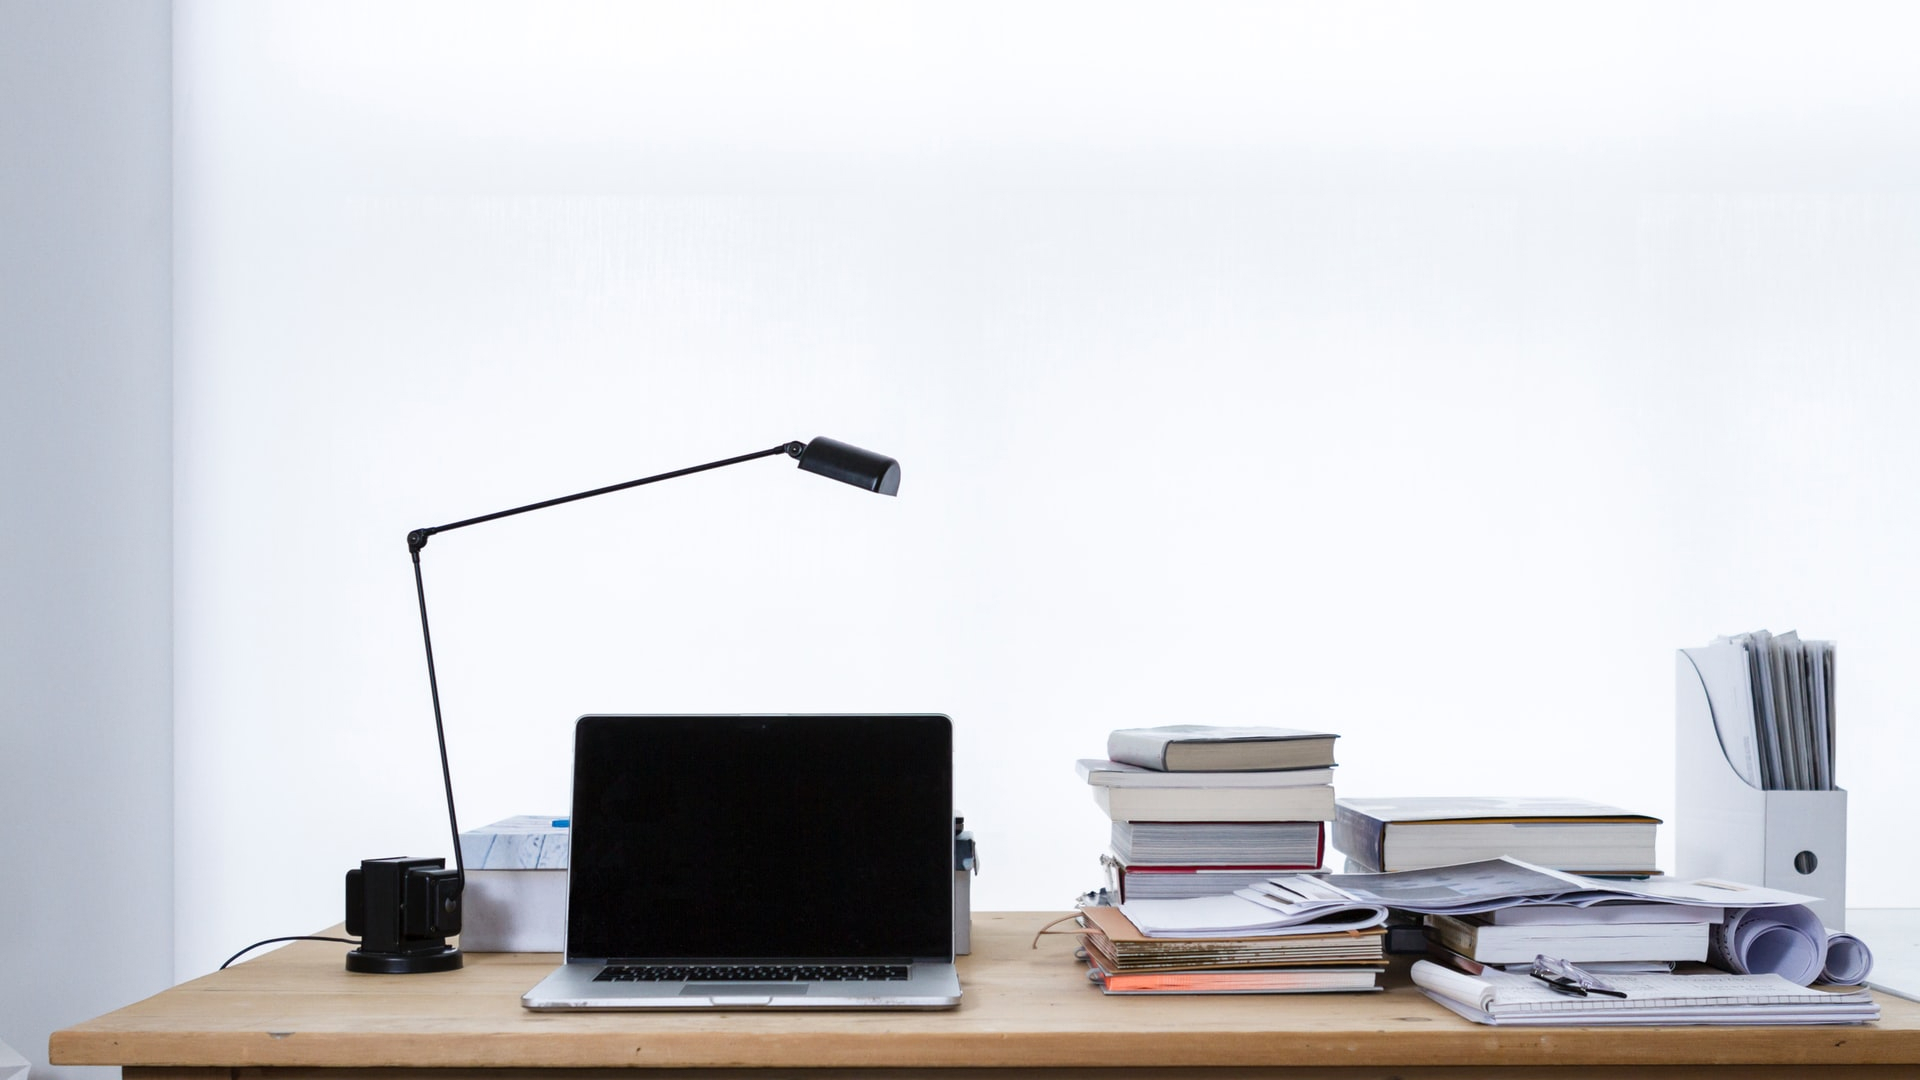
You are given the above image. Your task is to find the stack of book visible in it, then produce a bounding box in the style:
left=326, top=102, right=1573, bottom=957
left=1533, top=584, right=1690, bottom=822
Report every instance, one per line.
left=1329, top=795, right=1681, bottom=972
left=1076, top=904, right=1385, bottom=995
left=1106, top=856, right=1869, bottom=1014
left=1079, top=725, right=1338, bottom=902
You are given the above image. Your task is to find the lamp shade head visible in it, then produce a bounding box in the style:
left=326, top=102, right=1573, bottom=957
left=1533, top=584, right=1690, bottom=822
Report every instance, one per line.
left=796, top=436, right=901, bottom=496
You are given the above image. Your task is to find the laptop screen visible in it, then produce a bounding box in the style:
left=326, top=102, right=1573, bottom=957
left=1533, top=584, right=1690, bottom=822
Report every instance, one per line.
left=566, top=714, right=954, bottom=963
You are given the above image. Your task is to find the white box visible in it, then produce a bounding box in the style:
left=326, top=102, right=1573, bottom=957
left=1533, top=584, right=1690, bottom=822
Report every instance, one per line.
left=1676, top=647, right=1848, bottom=928
left=462, top=867, right=567, bottom=953
left=458, top=815, right=568, bottom=953
left=458, top=815, right=983, bottom=955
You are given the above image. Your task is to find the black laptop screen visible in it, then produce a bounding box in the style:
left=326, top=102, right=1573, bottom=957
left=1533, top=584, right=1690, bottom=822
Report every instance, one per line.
left=566, top=714, right=954, bottom=962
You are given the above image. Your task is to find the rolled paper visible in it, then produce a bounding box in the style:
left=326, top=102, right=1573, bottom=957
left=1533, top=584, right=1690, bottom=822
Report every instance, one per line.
left=1709, top=904, right=1828, bottom=986
left=1821, top=930, right=1874, bottom=985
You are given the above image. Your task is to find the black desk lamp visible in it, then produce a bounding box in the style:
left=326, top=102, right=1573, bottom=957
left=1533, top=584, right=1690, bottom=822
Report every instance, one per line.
left=343, top=437, right=901, bottom=973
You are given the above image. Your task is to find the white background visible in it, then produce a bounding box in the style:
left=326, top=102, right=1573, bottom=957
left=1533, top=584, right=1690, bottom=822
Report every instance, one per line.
left=162, top=1, right=1920, bottom=979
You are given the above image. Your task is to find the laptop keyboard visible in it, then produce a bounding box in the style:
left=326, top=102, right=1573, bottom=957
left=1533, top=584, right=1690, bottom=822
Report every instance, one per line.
left=594, top=963, right=910, bottom=983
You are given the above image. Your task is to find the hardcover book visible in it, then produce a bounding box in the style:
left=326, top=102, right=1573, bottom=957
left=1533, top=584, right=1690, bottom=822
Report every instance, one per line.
left=1106, top=725, right=1339, bottom=772
left=1112, top=820, right=1325, bottom=865
left=1078, top=758, right=1334, bottom=788
left=1094, top=783, right=1336, bottom=823
left=1102, top=852, right=1325, bottom=902
left=1332, top=796, right=1660, bottom=874
left=1424, top=912, right=1710, bottom=965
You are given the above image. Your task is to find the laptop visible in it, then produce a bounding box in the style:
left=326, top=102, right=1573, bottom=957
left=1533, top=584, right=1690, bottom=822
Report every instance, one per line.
left=522, top=713, right=963, bottom=1009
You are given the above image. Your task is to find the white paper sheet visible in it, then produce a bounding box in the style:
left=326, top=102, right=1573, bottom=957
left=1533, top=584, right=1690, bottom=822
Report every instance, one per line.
left=1281, top=858, right=1820, bottom=916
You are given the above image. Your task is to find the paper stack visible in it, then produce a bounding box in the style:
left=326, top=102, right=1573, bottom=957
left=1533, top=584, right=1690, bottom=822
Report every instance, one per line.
left=1075, top=903, right=1385, bottom=995
left=1411, top=962, right=1877, bottom=1026
left=1711, top=629, right=1838, bottom=792
left=1112, top=857, right=1879, bottom=1022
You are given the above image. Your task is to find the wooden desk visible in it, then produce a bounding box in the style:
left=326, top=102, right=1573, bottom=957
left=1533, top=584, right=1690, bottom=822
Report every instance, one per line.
left=53, top=912, right=1920, bottom=1079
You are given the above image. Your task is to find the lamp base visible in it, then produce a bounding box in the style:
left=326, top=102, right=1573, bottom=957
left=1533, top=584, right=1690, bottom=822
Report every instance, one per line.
left=345, top=943, right=463, bottom=974
left=343, top=857, right=465, bottom=974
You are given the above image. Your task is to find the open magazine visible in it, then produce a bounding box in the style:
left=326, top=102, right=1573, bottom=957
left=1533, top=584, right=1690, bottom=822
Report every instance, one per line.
left=1118, top=857, right=1820, bottom=938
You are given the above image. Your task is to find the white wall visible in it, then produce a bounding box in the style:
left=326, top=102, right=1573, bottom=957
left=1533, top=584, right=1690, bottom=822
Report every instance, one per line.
left=172, top=1, right=1920, bottom=978
left=0, top=2, right=174, bottom=1075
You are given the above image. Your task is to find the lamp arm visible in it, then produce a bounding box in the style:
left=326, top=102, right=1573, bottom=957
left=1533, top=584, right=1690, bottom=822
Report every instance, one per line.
left=351, top=434, right=893, bottom=973
left=408, top=548, right=464, bottom=877
left=404, top=440, right=805, bottom=881
left=408, top=442, right=802, bottom=555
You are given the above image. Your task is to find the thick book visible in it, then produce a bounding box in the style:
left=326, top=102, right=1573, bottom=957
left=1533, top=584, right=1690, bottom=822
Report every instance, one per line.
left=1424, top=912, right=1709, bottom=965
left=1078, top=758, right=1334, bottom=788
left=1332, top=796, right=1660, bottom=874
left=1106, top=725, right=1338, bottom=772
left=1483, top=902, right=1723, bottom=927
left=1094, top=783, right=1336, bottom=823
left=1112, top=820, right=1325, bottom=865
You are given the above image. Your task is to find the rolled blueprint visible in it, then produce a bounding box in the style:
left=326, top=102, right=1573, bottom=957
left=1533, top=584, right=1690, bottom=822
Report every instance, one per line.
left=1710, top=904, right=1827, bottom=986
left=1821, top=930, right=1875, bottom=985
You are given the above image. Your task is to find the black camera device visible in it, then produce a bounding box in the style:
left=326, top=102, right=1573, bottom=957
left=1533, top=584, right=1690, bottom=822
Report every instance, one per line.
left=343, top=856, right=463, bottom=973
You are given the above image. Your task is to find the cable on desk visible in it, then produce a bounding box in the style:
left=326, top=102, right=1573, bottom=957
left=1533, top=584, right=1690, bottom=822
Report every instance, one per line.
left=221, top=935, right=360, bottom=970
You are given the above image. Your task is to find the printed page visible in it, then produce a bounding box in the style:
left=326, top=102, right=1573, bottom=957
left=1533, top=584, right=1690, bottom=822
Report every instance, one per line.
left=1251, top=858, right=1821, bottom=916
left=1685, top=643, right=1763, bottom=788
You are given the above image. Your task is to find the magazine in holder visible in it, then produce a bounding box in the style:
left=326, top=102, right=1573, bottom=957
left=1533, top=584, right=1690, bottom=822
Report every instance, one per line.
left=1675, top=646, right=1847, bottom=929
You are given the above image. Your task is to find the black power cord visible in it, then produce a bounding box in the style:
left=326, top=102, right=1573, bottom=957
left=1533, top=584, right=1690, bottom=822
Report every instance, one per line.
left=221, top=935, right=360, bottom=970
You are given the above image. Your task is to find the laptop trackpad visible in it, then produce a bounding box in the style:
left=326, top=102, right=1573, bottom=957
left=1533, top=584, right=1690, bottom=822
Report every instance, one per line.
left=682, top=984, right=808, bottom=998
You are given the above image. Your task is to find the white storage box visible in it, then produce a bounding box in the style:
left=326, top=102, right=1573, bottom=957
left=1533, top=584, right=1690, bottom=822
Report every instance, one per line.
left=1676, top=648, right=1847, bottom=929
left=458, top=815, right=568, bottom=953
left=458, top=813, right=982, bottom=955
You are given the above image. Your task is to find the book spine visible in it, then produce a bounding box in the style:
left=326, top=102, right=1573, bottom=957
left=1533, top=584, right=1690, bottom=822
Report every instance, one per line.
left=1095, top=785, right=1335, bottom=822
left=1105, top=730, right=1173, bottom=771
left=1331, top=803, right=1386, bottom=871
left=1424, top=915, right=1479, bottom=959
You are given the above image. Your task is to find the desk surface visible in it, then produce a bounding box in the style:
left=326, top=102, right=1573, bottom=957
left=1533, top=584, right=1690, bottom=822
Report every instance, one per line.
left=53, top=912, right=1920, bottom=1078
left=1847, top=908, right=1920, bottom=1003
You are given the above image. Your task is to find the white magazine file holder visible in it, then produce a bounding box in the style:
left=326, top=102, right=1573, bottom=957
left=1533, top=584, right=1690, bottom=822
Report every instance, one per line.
left=1676, top=646, right=1847, bottom=929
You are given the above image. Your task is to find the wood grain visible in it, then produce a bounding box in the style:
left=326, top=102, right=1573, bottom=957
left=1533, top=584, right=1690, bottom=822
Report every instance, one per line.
left=55, top=912, right=1920, bottom=1073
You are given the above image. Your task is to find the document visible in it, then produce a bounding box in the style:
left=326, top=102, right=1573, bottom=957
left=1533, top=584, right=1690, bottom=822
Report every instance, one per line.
left=1122, top=859, right=1822, bottom=940
left=1411, top=960, right=1878, bottom=1026
left=1716, top=629, right=1839, bottom=791
left=1289, top=858, right=1817, bottom=915
left=1708, top=905, right=1876, bottom=987
left=1685, top=642, right=1763, bottom=786
left=1118, top=886, right=1389, bottom=938
left=1809, top=639, right=1836, bottom=789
